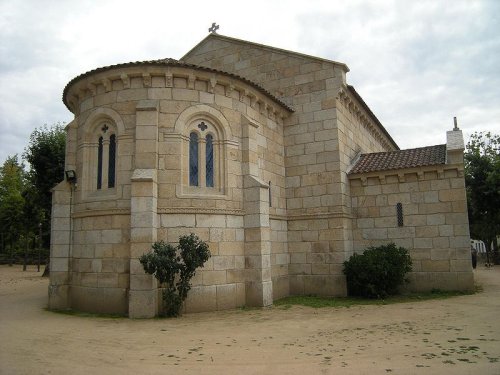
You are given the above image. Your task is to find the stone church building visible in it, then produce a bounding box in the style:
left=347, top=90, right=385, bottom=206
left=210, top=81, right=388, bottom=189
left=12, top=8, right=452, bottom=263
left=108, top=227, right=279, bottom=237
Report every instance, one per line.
left=48, top=33, right=473, bottom=317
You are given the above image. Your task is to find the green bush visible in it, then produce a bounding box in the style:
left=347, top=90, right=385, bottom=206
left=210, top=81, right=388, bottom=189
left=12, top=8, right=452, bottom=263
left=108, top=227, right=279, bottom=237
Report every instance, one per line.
left=140, top=233, right=210, bottom=317
left=343, top=243, right=412, bottom=298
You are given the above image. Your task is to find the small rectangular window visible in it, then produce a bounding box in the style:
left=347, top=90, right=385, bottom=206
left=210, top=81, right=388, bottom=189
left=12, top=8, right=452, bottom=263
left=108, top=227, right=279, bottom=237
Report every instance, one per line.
left=268, top=181, right=272, bottom=207
left=396, top=203, right=403, bottom=227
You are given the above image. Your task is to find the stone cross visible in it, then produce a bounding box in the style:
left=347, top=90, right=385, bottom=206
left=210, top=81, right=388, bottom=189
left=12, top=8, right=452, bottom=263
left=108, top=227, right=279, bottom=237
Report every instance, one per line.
left=209, top=23, right=219, bottom=33
left=101, top=124, right=109, bottom=133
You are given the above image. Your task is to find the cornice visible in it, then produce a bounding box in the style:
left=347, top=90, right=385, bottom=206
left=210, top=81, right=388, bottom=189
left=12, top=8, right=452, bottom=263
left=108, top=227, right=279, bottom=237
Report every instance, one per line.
left=349, top=164, right=464, bottom=185
left=71, top=206, right=354, bottom=222
left=72, top=208, right=130, bottom=218
left=157, top=207, right=244, bottom=216
left=337, top=85, right=399, bottom=151
left=63, top=62, right=293, bottom=120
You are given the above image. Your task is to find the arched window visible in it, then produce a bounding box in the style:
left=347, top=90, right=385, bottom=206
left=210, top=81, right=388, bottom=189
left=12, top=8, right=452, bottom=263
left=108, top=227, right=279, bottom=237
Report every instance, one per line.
left=206, top=134, right=214, bottom=187
left=189, top=132, right=199, bottom=186
left=178, top=112, right=226, bottom=195
left=81, top=109, right=124, bottom=199
left=95, top=128, right=117, bottom=190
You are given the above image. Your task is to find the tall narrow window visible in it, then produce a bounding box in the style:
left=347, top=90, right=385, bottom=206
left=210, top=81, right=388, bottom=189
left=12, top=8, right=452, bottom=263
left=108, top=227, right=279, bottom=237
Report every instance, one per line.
left=269, top=181, right=272, bottom=207
left=189, top=132, right=199, bottom=186
left=108, top=134, right=116, bottom=188
left=206, top=134, right=214, bottom=187
left=396, top=203, right=404, bottom=227
left=97, top=136, right=103, bottom=189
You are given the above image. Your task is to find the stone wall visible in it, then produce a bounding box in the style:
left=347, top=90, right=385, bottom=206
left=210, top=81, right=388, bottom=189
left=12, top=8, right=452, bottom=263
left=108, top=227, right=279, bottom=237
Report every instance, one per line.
left=52, top=59, right=291, bottom=315
left=183, top=34, right=398, bottom=297
left=349, top=165, right=474, bottom=291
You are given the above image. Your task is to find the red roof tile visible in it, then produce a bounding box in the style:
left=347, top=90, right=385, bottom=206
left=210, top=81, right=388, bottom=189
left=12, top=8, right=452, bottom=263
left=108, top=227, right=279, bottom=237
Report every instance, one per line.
left=349, top=144, right=446, bottom=174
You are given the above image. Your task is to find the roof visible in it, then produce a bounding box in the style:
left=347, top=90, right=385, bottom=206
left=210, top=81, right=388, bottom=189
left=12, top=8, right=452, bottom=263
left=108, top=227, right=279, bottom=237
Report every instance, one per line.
left=62, top=58, right=294, bottom=112
left=349, top=144, right=447, bottom=175
left=183, top=34, right=399, bottom=150
left=182, top=33, right=350, bottom=73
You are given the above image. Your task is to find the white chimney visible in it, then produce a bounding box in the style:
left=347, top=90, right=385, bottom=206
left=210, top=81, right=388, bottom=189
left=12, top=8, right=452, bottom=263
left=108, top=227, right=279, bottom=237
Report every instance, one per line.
left=446, top=117, right=465, bottom=164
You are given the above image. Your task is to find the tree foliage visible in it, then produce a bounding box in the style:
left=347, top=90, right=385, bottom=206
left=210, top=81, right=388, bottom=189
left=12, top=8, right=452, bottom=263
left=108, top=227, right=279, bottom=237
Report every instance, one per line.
left=0, top=156, right=26, bottom=253
left=343, top=243, right=412, bottom=298
left=465, top=131, right=500, bottom=263
left=140, top=234, right=211, bottom=317
left=23, top=124, right=66, bottom=247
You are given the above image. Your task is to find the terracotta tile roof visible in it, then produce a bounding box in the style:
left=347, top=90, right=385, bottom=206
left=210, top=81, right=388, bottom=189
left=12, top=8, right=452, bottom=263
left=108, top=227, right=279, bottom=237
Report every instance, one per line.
left=349, top=144, right=447, bottom=174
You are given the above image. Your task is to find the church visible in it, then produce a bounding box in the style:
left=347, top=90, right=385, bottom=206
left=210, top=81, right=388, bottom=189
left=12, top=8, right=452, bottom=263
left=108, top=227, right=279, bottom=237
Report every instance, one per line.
left=48, top=31, right=473, bottom=317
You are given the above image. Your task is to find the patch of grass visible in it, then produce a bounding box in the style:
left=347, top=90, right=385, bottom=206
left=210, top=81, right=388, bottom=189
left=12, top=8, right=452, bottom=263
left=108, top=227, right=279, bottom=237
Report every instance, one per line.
left=274, top=290, right=474, bottom=309
left=47, top=308, right=125, bottom=319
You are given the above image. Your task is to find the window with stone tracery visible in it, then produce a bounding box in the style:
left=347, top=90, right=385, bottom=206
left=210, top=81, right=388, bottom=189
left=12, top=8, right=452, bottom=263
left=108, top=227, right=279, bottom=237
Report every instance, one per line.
left=94, top=123, right=117, bottom=190
left=184, top=119, right=222, bottom=193
left=81, top=109, right=124, bottom=200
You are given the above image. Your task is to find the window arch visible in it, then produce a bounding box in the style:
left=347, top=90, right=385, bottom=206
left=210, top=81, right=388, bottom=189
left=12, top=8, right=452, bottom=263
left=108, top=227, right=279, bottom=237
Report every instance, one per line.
left=175, top=105, right=230, bottom=196
left=81, top=108, right=124, bottom=199
left=182, top=120, right=223, bottom=193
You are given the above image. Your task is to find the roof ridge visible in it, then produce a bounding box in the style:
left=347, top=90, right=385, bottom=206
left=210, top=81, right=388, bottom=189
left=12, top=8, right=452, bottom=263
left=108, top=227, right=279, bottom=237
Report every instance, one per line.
left=181, top=33, right=350, bottom=72
left=349, top=144, right=447, bottom=175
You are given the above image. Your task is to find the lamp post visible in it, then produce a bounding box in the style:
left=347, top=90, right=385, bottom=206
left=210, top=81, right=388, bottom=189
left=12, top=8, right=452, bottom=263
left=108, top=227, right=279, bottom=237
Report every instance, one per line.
left=38, top=222, right=42, bottom=272
left=23, top=233, right=28, bottom=271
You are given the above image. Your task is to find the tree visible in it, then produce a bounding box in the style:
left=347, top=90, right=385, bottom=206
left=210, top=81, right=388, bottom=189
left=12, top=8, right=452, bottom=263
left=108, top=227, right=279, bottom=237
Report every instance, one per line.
left=465, top=132, right=500, bottom=264
left=23, top=123, right=66, bottom=248
left=0, top=156, right=26, bottom=262
left=140, top=234, right=211, bottom=317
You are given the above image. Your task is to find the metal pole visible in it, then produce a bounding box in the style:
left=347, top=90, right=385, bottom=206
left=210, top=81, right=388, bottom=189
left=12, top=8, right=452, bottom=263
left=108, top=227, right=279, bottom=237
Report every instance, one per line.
left=38, top=223, right=42, bottom=272
left=23, top=234, right=28, bottom=271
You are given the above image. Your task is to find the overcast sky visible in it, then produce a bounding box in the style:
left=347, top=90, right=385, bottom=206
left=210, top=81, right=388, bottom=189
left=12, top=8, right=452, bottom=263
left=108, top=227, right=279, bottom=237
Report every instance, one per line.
left=1, top=0, right=498, bottom=165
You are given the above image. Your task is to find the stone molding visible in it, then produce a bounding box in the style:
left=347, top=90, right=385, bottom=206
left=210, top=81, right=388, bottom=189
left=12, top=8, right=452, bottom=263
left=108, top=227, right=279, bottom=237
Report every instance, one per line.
left=72, top=208, right=130, bottom=218
left=82, top=107, right=126, bottom=142
left=349, top=164, right=464, bottom=186
left=337, top=86, right=395, bottom=151
left=71, top=208, right=353, bottom=220
left=64, top=66, right=291, bottom=121
left=158, top=207, right=244, bottom=215
left=284, top=211, right=354, bottom=221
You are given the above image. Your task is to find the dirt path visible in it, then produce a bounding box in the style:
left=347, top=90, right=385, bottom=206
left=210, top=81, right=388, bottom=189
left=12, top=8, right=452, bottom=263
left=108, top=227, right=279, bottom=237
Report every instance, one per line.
left=1, top=265, right=499, bottom=374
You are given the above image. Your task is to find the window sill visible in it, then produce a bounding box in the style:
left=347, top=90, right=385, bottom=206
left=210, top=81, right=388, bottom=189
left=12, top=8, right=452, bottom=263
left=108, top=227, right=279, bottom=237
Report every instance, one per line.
left=178, top=185, right=227, bottom=199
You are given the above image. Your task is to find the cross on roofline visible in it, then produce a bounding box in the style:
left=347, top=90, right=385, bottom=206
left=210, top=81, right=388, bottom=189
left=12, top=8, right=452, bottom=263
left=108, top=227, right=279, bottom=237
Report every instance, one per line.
left=209, top=22, right=219, bottom=33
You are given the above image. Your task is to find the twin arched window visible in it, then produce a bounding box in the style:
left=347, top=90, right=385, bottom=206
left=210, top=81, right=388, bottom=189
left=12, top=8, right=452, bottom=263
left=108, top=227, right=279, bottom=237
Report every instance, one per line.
left=189, top=131, right=214, bottom=187
left=96, top=128, right=116, bottom=190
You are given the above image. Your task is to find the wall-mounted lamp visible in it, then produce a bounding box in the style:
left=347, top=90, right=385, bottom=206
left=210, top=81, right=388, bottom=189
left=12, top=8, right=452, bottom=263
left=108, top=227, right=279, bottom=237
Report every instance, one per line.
left=65, top=170, right=77, bottom=184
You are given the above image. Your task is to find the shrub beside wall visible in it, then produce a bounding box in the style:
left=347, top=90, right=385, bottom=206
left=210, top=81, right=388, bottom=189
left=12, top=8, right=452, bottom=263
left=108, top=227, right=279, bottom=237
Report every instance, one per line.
left=343, top=243, right=412, bottom=298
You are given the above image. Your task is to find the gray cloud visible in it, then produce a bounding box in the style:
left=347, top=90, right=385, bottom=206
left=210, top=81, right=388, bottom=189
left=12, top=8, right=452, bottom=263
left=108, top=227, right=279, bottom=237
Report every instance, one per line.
left=0, top=0, right=498, bottom=164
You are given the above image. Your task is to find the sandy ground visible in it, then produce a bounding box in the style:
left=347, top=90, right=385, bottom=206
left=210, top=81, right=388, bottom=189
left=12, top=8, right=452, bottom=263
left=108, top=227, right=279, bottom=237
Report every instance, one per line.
left=1, top=266, right=499, bottom=375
